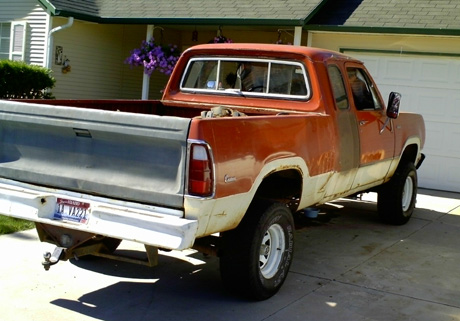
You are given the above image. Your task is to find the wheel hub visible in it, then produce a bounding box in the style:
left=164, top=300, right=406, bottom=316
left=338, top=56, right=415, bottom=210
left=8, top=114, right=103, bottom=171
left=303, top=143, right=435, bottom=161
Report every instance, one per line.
left=402, top=176, right=414, bottom=212
left=259, top=223, right=286, bottom=279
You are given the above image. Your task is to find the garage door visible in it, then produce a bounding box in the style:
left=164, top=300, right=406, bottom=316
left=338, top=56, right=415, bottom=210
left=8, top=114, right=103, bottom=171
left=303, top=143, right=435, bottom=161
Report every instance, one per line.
left=345, top=51, right=460, bottom=193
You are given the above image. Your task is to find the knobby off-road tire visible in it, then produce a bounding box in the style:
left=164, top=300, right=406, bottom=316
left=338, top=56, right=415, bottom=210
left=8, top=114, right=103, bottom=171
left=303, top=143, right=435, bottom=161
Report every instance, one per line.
left=219, top=202, right=295, bottom=300
left=378, top=162, right=417, bottom=225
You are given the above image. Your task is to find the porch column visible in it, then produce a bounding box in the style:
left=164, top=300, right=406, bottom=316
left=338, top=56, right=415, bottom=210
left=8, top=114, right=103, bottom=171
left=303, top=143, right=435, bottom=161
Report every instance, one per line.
left=141, top=25, right=154, bottom=100
left=293, top=26, right=302, bottom=46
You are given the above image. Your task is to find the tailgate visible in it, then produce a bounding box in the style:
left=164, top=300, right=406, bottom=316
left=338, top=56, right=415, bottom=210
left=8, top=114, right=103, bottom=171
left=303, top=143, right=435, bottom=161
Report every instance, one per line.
left=0, top=100, right=191, bottom=209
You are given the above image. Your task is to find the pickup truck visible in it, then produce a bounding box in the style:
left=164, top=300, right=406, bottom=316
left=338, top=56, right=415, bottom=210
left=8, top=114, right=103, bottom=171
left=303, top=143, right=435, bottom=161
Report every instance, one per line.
left=0, top=43, right=425, bottom=300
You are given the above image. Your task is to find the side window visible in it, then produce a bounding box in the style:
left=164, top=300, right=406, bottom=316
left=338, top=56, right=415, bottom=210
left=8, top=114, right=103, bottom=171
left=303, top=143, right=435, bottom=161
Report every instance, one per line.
left=182, top=60, right=218, bottom=89
left=327, top=65, right=349, bottom=110
left=0, top=23, right=11, bottom=60
left=347, top=67, right=382, bottom=110
left=9, top=22, right=26, bottom=61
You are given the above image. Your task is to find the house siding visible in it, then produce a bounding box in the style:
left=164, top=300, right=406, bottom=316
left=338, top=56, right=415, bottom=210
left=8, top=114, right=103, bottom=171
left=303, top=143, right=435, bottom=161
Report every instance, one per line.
left=50, top=20, right=184, bottom=99
left=308, top=32, right=460, bottom=56
left=0, top=0, right=48, bottom=66
left=50, top=18, right=126, bottom=99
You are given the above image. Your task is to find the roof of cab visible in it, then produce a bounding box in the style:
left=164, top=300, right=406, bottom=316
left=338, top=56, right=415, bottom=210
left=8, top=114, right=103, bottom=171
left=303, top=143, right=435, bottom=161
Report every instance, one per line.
left=183, top=43, right=356, bottom=63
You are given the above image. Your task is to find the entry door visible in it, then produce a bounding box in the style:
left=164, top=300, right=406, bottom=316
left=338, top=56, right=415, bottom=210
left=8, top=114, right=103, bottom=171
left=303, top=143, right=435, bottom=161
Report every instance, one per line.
left=348, top=52, right=460, bottom=192
left=345, top=64, right=395, bottom=188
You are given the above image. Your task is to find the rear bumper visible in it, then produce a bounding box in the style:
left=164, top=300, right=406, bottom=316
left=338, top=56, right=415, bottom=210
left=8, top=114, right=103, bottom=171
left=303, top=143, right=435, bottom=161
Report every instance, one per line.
left=0, top=178, right=197, bottom=250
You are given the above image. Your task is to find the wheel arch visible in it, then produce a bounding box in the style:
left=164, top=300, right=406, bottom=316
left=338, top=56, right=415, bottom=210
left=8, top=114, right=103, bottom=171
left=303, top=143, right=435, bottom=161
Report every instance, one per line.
left=253, top=167, right=303, bottom=212
left=399, top=137, right=424, bottom=170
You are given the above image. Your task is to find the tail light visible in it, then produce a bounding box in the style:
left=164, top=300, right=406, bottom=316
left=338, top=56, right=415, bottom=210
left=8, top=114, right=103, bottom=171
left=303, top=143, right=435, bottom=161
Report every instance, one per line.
left=188, top=142, right=214, bottom=197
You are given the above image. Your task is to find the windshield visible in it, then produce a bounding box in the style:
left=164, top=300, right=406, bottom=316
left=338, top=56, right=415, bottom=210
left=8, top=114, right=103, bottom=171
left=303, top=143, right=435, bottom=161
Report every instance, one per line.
left=181, top=58, right=310, bottom=99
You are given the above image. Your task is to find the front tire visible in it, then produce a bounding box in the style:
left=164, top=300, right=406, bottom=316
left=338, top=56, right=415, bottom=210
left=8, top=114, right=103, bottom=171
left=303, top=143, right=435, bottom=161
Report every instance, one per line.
left=378, top=162, right=417, bottom=225
left=219, top=202, right=295, bottom=300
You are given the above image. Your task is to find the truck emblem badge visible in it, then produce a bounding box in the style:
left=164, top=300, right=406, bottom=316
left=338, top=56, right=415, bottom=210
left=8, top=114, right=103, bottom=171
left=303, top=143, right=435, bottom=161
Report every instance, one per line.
left=224, top=174, right=236, bottom=183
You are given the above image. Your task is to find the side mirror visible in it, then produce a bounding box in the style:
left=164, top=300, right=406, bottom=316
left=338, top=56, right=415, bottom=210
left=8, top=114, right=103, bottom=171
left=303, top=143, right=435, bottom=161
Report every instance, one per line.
left=387, top=92, right=401, bottom=119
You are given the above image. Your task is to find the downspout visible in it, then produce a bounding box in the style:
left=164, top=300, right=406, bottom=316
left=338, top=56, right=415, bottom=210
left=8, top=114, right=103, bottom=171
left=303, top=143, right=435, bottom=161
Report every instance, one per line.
left=46, top=16, right=74, bottom=69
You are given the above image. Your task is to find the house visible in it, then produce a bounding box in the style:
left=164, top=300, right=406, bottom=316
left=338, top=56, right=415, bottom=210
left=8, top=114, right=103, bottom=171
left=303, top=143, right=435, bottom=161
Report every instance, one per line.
left=1, top=0, right=459, bottom=193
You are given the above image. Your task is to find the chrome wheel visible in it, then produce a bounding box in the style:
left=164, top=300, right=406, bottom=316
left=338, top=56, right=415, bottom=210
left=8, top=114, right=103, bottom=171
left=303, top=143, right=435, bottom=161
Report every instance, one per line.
left=402, top=176, right=414, bottom=212
left=259, top=223, right=286, bottom=279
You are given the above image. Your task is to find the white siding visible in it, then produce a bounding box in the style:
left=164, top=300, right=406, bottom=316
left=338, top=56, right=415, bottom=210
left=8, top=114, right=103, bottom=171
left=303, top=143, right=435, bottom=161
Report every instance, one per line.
left=0, top=0, right=48, bottom=66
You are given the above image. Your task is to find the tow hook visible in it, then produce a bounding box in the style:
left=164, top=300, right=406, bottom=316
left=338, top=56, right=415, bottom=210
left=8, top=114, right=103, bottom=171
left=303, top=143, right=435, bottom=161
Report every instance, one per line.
left=42, top=247, right=65, bottom=271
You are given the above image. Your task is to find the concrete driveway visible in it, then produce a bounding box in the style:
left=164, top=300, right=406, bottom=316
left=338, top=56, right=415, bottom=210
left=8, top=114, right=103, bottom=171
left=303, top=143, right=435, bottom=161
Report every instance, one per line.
left=1, top=189, right=460, bottom=321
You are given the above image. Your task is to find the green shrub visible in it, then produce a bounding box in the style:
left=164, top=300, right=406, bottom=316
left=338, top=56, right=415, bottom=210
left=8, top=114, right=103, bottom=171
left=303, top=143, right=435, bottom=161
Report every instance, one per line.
left=0, top=216, right=35, bottom=235
left=0, top=60, right=55, bottom=99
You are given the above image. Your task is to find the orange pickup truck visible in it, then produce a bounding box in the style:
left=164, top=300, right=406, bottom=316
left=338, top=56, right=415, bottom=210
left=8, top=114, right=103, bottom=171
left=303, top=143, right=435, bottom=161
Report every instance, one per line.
left=0, top=43, right=425, bottom=300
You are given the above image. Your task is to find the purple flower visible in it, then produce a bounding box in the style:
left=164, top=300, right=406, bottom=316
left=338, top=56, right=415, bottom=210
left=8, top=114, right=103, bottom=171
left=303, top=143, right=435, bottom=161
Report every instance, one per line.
left=125, top=37, right=181, bottom=76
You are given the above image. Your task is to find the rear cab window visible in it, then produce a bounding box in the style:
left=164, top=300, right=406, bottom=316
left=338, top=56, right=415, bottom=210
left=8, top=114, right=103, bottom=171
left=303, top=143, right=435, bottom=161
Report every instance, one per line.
left=180, top=58, right=310, bottom=100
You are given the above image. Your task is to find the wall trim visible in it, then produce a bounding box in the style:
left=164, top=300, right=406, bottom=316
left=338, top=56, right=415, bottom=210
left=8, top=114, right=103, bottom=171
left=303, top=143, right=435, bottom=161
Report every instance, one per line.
left=340, top=48, right=460, bottom=59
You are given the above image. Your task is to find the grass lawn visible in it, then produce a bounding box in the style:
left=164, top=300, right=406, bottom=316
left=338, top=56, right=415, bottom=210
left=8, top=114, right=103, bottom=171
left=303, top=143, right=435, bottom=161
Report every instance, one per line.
left=0, top=216, right=35, bottom=235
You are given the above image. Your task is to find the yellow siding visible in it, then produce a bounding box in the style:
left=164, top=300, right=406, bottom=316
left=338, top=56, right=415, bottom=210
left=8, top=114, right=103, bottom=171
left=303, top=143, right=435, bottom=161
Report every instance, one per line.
left=308, top=32, right=460, bottom=57
left=50, top=18, right=124, bottom=99
left=51, top=21, right=183, bottom=99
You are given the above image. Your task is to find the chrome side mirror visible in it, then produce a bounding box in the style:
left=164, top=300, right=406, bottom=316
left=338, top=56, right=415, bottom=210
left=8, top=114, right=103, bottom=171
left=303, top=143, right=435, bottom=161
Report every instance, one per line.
left=387, top=92, right=401, bottom=119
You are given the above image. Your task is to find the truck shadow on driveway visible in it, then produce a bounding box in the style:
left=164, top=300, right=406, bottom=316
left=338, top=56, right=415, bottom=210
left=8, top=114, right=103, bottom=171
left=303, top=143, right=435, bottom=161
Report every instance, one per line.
left=48, top=191, right=460, bottom=320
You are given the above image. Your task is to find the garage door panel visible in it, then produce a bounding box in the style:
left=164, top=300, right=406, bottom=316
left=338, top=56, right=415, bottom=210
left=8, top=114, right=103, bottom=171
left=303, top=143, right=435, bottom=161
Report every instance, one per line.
left=422, top=123, right=444, bottom=155
left=418, top=155, right=460, bottom=192
left=384, top=59, right=415, bottom=82
left=417, top=92, right=448, bottom=119
left=418, top=155, right=441, bottom=189
left=423, top=122, right=460, bottom=158
left=419, top=61, right=451, bottom=87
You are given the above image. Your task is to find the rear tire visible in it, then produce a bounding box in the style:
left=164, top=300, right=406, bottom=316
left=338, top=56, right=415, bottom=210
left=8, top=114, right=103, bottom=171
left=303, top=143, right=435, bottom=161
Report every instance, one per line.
left=219, top=202, right=294, bottom=300
left=378, top=162, right=417, bottom=225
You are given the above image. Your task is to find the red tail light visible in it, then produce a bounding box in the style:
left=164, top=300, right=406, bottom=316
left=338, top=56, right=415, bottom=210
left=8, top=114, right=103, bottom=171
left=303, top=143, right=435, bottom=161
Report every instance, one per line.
left=188, top=143, right=214, bottom=197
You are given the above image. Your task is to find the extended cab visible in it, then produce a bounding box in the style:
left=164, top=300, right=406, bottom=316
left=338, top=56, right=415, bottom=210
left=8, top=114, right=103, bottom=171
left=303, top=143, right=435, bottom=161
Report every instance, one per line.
left=0, top=44, right=425, bottom=300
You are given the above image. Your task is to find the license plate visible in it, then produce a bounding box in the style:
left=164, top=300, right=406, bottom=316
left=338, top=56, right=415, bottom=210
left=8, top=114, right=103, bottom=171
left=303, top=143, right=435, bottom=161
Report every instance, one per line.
left=54, top=198, right=90, bottom=224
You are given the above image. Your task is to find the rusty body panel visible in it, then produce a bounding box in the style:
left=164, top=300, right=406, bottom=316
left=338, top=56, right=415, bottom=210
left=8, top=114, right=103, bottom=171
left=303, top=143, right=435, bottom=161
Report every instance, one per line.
left=188, top=113, right=337, bottom=199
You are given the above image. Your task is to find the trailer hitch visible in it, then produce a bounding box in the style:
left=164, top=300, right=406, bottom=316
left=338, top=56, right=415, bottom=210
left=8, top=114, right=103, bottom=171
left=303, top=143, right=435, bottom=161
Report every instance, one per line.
left=42, top=247, right=65, bottom=271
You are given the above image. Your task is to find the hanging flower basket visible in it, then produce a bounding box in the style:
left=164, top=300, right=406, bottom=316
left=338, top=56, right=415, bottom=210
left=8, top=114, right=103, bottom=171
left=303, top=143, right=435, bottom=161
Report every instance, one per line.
left=212, top=35, right=233, bottom=43
left=125, top=38, right=180, bottom=76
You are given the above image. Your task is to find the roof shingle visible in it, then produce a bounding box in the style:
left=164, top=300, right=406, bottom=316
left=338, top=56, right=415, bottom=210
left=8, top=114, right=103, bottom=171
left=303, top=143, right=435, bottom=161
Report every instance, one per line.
left=41, top=0, right=325, bottom=24
left=309, top=0, right=460, bottom=30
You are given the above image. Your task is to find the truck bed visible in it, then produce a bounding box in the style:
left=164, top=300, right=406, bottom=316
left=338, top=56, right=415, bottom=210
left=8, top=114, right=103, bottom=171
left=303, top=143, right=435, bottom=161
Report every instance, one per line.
left=0, top=100, right=192, bottom=209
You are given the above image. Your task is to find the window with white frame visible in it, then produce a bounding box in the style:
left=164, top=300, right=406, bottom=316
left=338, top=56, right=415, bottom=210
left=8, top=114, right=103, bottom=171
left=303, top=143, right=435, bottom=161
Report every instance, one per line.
left=9, top=22, right=26, bottom=61
left=0, top=23, right=11, bottom=60
left=181, top=57, right=310, bottom=100
left=0, top=22, right=26, bottom=61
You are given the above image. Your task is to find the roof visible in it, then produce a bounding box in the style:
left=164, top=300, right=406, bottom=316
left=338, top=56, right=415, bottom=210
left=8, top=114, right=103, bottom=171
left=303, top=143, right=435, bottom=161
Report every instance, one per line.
left=38, top=0, right=326, bottom=26
left=182, top=43, right=355, bottom=62
left=308, top=0, right=460, bottom=35
left=37, top=0, right=460, bottom=35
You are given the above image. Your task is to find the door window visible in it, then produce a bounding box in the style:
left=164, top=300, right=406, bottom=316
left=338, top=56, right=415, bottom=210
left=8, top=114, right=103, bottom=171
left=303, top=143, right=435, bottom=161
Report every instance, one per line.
left=347, top=67, right=382, bottom=110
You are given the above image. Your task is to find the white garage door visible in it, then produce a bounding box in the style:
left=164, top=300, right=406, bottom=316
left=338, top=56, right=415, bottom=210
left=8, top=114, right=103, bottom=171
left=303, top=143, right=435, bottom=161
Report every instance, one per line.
left=345, top=51, right=460, bottom=193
